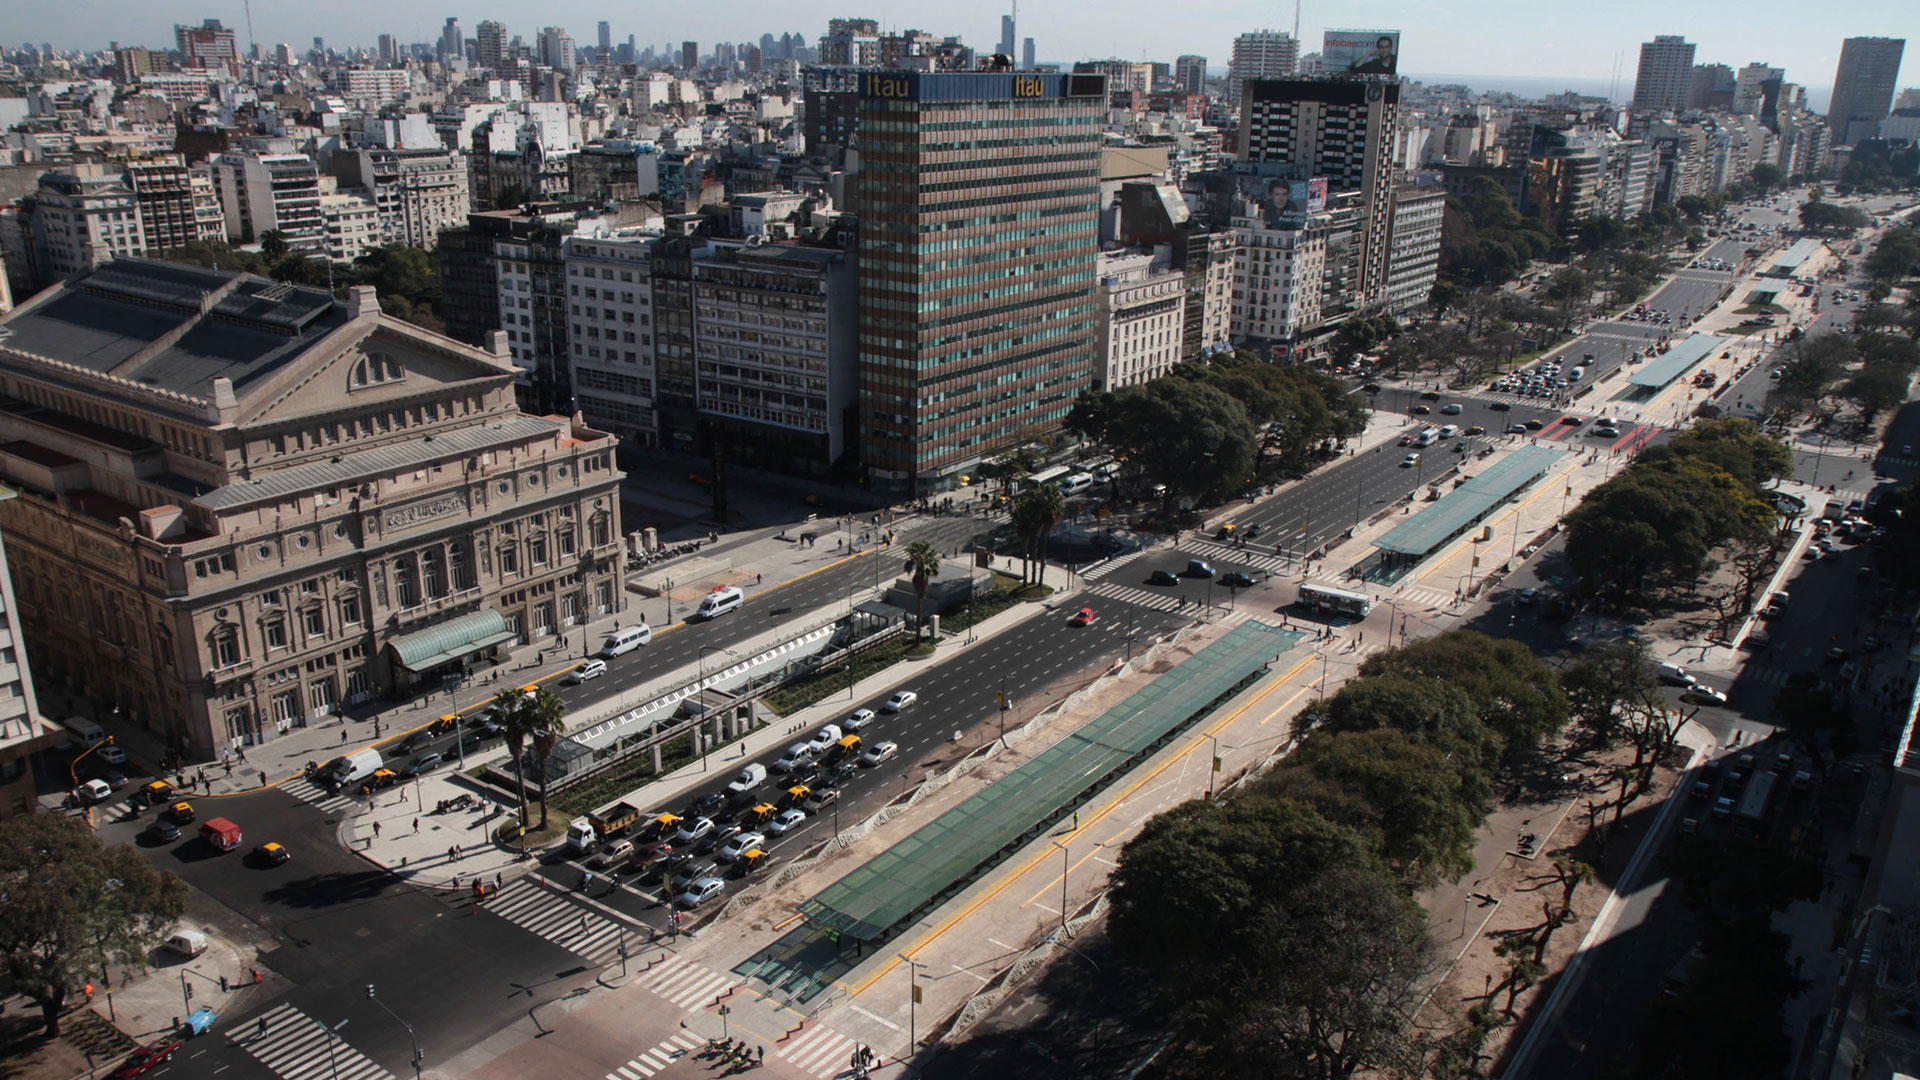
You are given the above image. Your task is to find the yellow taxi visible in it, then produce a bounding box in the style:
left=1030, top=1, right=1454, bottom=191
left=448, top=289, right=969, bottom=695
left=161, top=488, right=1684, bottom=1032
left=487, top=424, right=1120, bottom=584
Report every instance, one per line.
left=257, top=842, right=291, bottom=865
left=167, top=800, right=195, bottom=824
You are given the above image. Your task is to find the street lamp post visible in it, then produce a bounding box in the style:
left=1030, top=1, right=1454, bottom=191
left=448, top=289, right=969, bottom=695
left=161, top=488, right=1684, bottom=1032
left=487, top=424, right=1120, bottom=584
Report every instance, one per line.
left=899, top=954, right=925, bottom=1063
left=367, top=984, right=423, bottom=1079
left=1050, top=840, right=1070, bottom=934
left=314, top=1016, right=348, bottom=1080
left=1204, top=734, right=1221, bottom=799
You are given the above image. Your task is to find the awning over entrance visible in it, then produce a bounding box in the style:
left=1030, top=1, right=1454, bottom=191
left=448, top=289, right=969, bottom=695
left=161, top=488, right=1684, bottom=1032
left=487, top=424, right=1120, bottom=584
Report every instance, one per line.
left=387, top=610, right=515, bottom=672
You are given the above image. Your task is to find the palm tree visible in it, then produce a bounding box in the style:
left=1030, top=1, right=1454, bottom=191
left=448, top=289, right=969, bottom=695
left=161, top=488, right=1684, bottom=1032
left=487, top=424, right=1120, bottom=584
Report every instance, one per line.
left=525, top=688, right=568, bottom=829
left=258, top=230, right=289, bottom=262
left=902, top=540, right=942, bottom=639
left=1014, top=485, right=1066, bottom=587
left=491, top=687, right=542, bottom=828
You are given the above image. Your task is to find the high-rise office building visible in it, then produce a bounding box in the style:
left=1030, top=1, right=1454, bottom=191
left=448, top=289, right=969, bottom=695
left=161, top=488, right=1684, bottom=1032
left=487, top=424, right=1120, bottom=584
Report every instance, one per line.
left=1175, top=55, right=1207, bottom=95
left=439, top=18, right=463, bottom=61
left=1688, top=63, right=1735, bottom=110
left=377, top=34, right=399, bottom=65
left=1000, top=15, right=1016, bottom=58
left=540, top=27, right=576, bottom=73
left=854, top=70, right=1107, bottom=495
left=1229, top=31, right=1297, bottom=105
left=1828, top=36, right=1906, bottom=145
left=1022, top=38, right=1035, bottom=69
left=1239, top=78, right=1401, bottom=306
left=1632, top=35, right=1696, bottom=113
left=476, top=21, right=508, bottom=71
left=682, top=41, right=699, bottom=69
left=598, top=21, right=612, bottom=57
left=1733, top=62, right=1784, bottom=115
left=174, top=19, right=238, bottom=69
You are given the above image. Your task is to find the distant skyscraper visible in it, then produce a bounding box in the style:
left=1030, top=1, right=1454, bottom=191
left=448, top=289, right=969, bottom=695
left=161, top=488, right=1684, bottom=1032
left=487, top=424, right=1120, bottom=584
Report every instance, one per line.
left=377, top=34, right=399, bottom=65
left=1733, top=62, right=1784, bottom=115
left=1632, top=35, right=1696, bottom=113
left=1828, top=36, right=1907, bottom=145
left=1022, top=38, right=1035, bottom=69
left=854, top=70, right=1107, bottom=496
left=1688, top=63, right=1735, bottom=109
left=539, top=27, right=576, bottom=73
left=174, top=19, right=238, bottom=69
left=1229, top=31, right=1297, bottom=106
left=1175, top=54, right=1207, bottom=95
left=439, top=18, right=463, bottom=61
left=1000, top=15, right=1016, bottom=58
left=476, top=21, right=508, bottom=71
left=682, top=41, right=699, bottom=69
left=598, top=21, right=612, bottom=56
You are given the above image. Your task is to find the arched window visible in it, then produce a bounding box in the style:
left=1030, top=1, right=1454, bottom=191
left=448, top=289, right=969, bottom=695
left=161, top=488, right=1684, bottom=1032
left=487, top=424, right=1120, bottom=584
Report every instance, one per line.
left=349, top=352, right=405, bottom=391
left=448, top=543, right=470, bottom=591
left=421, top=548, right=445, bottom=599
left=394, top=556, right=417, bottom=608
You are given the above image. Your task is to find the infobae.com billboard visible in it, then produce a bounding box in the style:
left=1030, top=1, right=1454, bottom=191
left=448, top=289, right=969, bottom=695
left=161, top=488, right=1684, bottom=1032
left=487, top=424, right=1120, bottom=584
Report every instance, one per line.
left=1323, top=30, right=1400, bottom=76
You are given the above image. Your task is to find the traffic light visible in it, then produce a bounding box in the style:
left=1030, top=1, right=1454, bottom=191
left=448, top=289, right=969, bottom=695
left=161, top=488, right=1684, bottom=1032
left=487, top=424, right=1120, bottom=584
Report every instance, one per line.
left=185, top=983, right=193, bottom=1001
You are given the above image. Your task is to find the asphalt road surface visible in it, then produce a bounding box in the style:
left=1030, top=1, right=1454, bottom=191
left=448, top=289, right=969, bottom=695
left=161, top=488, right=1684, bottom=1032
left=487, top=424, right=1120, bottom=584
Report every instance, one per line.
left=532, top=592, right=1184, bottom=927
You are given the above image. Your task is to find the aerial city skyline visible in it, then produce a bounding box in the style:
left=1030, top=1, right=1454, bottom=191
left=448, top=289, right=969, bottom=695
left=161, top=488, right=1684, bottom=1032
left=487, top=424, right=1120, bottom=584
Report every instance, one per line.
left=0, top=7, right=1916, bottom=1080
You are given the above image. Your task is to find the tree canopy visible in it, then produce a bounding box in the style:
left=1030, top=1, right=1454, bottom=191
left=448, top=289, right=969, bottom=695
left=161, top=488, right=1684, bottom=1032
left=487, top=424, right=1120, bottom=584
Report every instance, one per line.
left=0, top=814, right=188, bottom=1035
left=1067, top=377, right=1257, bottom=508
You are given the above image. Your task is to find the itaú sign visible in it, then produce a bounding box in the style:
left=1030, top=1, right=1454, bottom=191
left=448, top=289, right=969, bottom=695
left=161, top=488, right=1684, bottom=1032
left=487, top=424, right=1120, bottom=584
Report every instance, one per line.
left=860, top=72, right=1070, bottom=101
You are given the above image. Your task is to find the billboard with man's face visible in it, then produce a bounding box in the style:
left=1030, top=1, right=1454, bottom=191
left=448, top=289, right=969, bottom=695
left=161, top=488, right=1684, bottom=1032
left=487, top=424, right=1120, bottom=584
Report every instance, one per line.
left=1323, top=30, right=1400, bottom=76
left=1236, top=174, right=1329, bottom=228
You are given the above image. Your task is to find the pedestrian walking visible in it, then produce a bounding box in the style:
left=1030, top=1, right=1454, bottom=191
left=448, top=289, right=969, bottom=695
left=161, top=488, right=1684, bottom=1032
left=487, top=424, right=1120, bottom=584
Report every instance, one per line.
left=373, top=821, right=381, bottom=838
left=495, top=872, right=503, bottom=892
left=258, top=1017, right=268, bottom=1037
left=413, top=817, right=419, bottom=833
left=448, top=845, right=456, bottom=862
left=341, top=729, right=349, bottom=744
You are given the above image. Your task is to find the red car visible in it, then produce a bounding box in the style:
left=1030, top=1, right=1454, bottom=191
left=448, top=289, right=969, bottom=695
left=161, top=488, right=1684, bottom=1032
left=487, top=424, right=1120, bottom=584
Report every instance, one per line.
left=113, top=1037, right=185, bottom=1078
left=1069, top=607, right=1095, bottom=627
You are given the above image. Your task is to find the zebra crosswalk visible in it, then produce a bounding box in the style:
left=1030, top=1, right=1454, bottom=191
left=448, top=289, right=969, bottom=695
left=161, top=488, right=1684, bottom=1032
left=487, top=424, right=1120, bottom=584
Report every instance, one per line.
left=1394, top=584, right=1459, bottom=610
left=629, top=951, right=738, bottom=1011
left=606, top=1031, right=701, bottom=1079
left=278, top=774, right=359, bottom=815
left=777, top=1022, right=863, bottom=1079
left=1076, top=548, right=1150, bottom=581
left=485, top=878, right=641, bottom=964
left=1083, top=581, right=1272, bottom=629
left=240, top=1002, right=396, bottom=1080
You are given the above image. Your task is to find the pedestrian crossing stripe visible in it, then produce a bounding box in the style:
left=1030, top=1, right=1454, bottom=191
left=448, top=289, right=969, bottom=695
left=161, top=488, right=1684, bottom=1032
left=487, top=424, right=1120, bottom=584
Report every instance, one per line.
left=632, top=952, right=738, bottom=1010
left=240, top=1002, right=396, bottom=1080
left=279, top=775, right=357, bottom=814
left=484, top=879, right=636, bottom=964
left=779, top=1023, right=861, bottom=1078
left=606, top=1032, right=701, bottom=1079
left=1077, top=548, right=1150, bottom=581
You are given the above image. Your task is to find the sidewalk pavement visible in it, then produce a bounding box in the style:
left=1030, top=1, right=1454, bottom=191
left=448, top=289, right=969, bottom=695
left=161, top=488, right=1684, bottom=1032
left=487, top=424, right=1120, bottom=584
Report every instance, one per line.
left=65, top=509, right=975, bottom=806
left=338, top=559, right=1083, bottom=890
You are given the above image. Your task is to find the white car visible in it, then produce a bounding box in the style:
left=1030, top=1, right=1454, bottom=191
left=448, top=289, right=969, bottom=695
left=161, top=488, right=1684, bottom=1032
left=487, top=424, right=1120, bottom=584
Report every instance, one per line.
left=861, top=740, right=900, bottom=767
left=843, top=708, right=876, bottom=732
left=98, top=745, right=127, bottom=765
left=675, top=877, right=726, bottom=909
left=716, top=831, right=766, bottom=863
left=767, top=809, right=808, bottom=835
left=882, top=691, right=917, bottom=713
left=675, top=816, right=715, bottom=844
left=564, top=659, right=607, bottom=684
left=1401, top=453, right=1421, bottom=467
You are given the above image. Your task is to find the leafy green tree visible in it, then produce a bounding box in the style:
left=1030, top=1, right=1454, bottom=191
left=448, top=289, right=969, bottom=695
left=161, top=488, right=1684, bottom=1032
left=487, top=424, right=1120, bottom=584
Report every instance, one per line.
left=1560, top=641, right=1693, bottom=817
left=1108, top=795, right=1432, bottom=1079
left=1840, top=364, right=1910, bottom=425
left=1748, top=163, right=1786, bottom=192
left=1635, top=418, right=1792, bottom=492
left=1355, top=630, right=1570, bottom=753
left=1864, top=227, right=1920, bottom=282
left=902, top=540, right=942, bottom=639
left=259, top=229, right=290, bottom=262
left=1567, top=458, right=1774, bottom=600
left=1322, top=673, right=1505, bottom=784
left=1798, top=201, right=1870, bottom=233
left=1287, top=728, right=1483, bottom=885
left=1540, top=267, right=1594, bottom=310
left=1066, top=379, right=1256, bottom=510
left=0, top=814, right=188, bottom=1035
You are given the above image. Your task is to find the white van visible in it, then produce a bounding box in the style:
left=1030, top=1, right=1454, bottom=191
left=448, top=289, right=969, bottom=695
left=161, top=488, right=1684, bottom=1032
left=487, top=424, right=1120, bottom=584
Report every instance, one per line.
left=1657, top=662, right=1695, bottom=687
left=694, top=586, right=745, bottom=620
left=165, top=929, right=209, bottom=957
left=774, top=743, right=815, bottom=773
left=1438, top=424, right=1460, bottom=439
left=806, top=724, right=844, bottom=754
left=1412, top=432, right=1436, bottom=448
left=1060, top=473, right=1095, bottom=496
left=64, top=716, right=105, bottom=748
left=598, top=623, right=652, bottom=658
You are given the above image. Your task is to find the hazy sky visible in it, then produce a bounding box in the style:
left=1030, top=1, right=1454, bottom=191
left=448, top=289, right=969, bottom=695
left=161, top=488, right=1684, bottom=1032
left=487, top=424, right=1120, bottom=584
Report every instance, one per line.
left=24, top=0, right=1912, bottom=93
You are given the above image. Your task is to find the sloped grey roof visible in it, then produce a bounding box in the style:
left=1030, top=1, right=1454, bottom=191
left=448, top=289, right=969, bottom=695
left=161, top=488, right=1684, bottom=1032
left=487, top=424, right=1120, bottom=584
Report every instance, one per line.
left=197, top=415, right=561, bottom=511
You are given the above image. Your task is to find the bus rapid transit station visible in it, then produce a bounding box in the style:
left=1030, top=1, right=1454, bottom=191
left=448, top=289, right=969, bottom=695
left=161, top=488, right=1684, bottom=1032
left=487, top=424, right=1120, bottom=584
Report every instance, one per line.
left=1356, top=444, right=1569, bottom=584
left=779, top=622, right=1298, bottom=973
left=1621, top=333, right=1730, bottom=399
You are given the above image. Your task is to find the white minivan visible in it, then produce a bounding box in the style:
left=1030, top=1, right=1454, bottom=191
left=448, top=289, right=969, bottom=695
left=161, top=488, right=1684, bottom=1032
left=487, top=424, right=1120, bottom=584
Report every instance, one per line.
left=694, top=586, right=745, bottom=620
left=598, top=623, right=652, bottom=658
